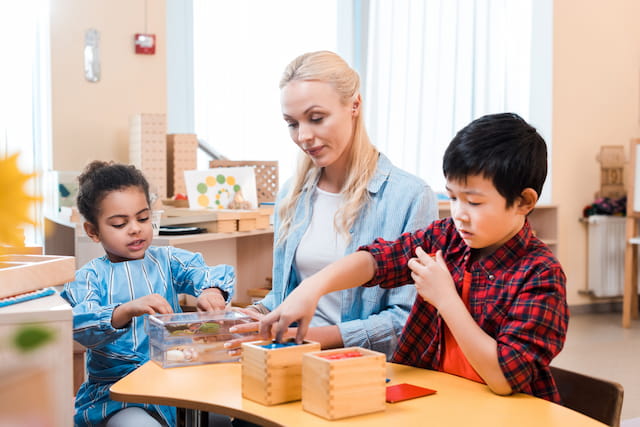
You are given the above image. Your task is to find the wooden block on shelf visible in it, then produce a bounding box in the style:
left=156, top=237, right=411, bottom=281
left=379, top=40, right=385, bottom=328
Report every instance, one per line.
left=166, top=134, right=198, bottom=198
left=241, top=339, right=321, bottom=405
left=302, top=347, right=386, bottom=420
left=0, top=255, right=76, bottom=299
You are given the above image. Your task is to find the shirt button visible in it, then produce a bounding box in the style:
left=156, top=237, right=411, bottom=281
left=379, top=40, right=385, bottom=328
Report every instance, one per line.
left=488, top=274, right=495, bottom=280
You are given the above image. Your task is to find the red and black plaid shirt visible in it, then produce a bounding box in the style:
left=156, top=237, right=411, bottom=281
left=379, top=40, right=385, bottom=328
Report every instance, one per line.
left=359, top=217, right=568, bottom=403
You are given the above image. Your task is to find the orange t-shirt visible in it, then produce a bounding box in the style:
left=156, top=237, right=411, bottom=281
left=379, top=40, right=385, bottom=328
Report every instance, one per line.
left=440, top=271, right=484, bottom=383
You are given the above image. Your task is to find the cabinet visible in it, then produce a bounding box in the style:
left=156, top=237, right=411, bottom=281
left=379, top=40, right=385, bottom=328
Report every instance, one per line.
left=44, top=215, right=273, bottom=306
left=0, top=293, right=74, bottom=426
left=438, top=203, right=558, bottom=254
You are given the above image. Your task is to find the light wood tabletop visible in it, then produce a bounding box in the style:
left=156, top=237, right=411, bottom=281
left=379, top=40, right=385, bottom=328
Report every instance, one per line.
left=110, top=361, right=606, bottom=427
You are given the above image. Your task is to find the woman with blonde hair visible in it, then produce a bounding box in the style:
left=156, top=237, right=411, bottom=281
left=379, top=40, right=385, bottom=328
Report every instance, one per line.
left=237, top=50, right=437, bottom=358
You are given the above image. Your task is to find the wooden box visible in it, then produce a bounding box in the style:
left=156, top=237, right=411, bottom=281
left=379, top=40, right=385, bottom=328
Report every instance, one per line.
left=161, top=207, right=270, bottom=233
left=0, top=255, right=75, bottom=299
left=166, top=133, right=198, bottom=198
left=302, top=347, right=386, bottom=420
left=241, top=339, right=321, bottom=405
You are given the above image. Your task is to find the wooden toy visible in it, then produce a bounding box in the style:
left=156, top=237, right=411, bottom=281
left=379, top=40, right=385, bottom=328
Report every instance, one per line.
left=596, top=145, right=625, bottom=199
left=241, top=339, right=321, bottom=405
left=146, top=311, right=252, bottom=368
left=167, top=133, right=198, bottom=198
left=129, top=113, right=167, bottom=200
left=302, top=347, right=386, bottom=420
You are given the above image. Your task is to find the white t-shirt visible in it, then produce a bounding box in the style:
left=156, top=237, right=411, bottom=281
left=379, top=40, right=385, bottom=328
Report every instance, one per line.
left=294, top=187, right=347, bottom=327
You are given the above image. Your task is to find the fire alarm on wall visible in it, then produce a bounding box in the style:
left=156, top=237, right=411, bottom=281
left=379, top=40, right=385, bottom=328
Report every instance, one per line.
left=134, top=33, right=156, bottom=55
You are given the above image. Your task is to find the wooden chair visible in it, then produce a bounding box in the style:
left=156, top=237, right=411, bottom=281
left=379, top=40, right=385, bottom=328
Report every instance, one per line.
left=550, top=366, right=624, bottom=427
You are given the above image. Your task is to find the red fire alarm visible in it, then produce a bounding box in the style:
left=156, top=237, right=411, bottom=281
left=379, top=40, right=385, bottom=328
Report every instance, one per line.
left=134, top=33, right=156, bottom=55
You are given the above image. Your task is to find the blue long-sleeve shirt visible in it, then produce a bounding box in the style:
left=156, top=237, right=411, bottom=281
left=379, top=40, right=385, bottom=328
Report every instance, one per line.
left=259, top=153, right=438, bottom=358
left=61, top=246, right=235, bottom=426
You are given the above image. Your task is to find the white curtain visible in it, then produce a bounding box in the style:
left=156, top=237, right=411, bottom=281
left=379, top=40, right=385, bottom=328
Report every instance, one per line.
left=0, top=0, right=51, bottom=244
left=192, top=0, right=338, bottom=182
left=363, top=0, right=533, bottom=194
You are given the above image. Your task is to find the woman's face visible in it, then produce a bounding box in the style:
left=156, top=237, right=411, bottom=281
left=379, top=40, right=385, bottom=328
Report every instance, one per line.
left=281, top=80, right=358, bottom=171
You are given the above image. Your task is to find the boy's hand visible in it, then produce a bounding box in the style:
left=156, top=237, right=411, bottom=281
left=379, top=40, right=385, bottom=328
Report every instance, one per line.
left=111, top=294, right=173, bottom=329
left=196, top=287, right=227, bottom=312
left=260, top=280, right=320, bottom=343
left=408, top=248, right=458, bottom=309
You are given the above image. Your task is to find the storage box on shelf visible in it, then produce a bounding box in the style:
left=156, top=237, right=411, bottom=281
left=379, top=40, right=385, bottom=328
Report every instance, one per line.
left=301, top=347, right=386, bottom=420
left=0, top=255, right=75, bottom=299
left=146, top=311, right=252, bottom=368
left=161, top=206, right=274, bottom=233
left=241, top=339, right=321, bottom=405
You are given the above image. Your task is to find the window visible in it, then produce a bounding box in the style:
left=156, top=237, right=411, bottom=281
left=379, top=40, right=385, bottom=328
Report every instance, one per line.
left=191, top=0, right=339, bottom=181
left=178, top=0, right=551, bottom=201
left=362, top=0, right=550, bottom=199
left=0, top=0, right=51, bottom=245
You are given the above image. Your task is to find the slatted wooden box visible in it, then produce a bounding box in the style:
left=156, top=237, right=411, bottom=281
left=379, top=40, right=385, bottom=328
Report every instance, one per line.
left=241, top=339, right=321, bottom=405
left=302, top=347, right=386, bottom=420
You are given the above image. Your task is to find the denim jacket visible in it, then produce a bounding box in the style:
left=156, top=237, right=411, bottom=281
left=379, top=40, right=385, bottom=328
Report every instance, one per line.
left=259, top=153, right=438, bottom=358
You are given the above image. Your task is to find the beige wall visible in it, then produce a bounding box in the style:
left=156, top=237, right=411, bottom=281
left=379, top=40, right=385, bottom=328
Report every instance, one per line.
left=553, top=0, right=640, bottom=305
left=50, top=0, right=166, bottom=171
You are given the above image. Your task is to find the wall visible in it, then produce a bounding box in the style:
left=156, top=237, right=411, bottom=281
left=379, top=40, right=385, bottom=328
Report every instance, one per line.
left=50, top=0, right=166, bottom=171
left=553, top=0, right=640, bottom=306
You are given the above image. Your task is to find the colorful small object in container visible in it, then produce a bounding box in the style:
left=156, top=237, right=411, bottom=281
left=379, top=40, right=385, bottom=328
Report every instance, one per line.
left=145, top=310, right=253, bottom=368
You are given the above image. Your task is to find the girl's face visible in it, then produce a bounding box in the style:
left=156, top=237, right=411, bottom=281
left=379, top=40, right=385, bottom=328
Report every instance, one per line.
left=84, top=186, right=153, bottom=263
left=281, top=80, right=358, bottom=173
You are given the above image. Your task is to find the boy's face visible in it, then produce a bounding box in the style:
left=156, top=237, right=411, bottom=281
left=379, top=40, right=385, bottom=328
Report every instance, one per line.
left=84, top=186, right=153, bottom=263
left=446, top=174, right=529, bottom=259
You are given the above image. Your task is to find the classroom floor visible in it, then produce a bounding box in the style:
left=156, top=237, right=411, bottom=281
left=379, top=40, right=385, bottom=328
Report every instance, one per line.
left=551, top=310, right=640, bottom=423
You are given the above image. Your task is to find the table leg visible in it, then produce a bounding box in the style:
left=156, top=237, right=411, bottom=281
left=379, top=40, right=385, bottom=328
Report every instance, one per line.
left=623, top=217, right=639, bottom=327
left=177, top=407, right=208, bottom=427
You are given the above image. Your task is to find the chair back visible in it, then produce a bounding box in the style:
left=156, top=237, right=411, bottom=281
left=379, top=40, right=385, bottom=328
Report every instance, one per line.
left=550, top=366, right=624, bottom=427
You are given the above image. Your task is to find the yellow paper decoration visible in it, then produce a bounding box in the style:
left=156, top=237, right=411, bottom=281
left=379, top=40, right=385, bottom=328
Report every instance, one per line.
left=0, top=153, right=40, bottom=247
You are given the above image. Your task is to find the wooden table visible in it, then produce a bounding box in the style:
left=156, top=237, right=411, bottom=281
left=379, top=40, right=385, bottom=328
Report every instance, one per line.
left=110, top=361, right=605, bottom=427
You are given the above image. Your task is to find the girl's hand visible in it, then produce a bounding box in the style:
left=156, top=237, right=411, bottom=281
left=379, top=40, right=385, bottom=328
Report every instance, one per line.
left=111, top=293, right=173, bottom=328
left=408, top=248, right=458, bottom=310
left=196, top=287, right=227, bottom=312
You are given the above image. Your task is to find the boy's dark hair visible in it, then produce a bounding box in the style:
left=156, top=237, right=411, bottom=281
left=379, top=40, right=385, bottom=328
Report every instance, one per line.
left=442, top=112, right=547, bottom=207
left=76, top=160, right=151, bottom=225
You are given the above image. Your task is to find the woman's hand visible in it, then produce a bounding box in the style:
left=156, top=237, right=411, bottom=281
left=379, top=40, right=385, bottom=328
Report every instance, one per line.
left=196, top=287, right=227, bottom=312
left=112, top=294, right=173, bottom=329
left=224, top=307, right=264, bottom=355
left=408, top=247, right=458, bottom=310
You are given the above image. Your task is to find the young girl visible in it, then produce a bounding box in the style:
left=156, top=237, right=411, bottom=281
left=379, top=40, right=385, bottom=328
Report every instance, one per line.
left=61, top=161, right=235, bottom=427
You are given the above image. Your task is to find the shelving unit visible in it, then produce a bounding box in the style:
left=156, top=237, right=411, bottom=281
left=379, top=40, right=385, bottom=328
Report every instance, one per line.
left=44, top=215, right=273, bottom=306
left=438, top=202, right=558, bottom=254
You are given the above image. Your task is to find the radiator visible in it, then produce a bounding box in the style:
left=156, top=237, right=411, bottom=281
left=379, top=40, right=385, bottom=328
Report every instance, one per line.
left=586, top=215, right=626, bottom=297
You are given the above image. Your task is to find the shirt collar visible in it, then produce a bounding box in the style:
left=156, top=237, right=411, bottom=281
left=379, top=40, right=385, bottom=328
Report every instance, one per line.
left=476, top=219, right=534, bottom=271
left=366, top=152, right=390, bottom=194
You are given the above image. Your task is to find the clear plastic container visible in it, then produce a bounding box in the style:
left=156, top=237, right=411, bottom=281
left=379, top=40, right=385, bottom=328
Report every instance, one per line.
left=145, top=310, right=252, bottom=368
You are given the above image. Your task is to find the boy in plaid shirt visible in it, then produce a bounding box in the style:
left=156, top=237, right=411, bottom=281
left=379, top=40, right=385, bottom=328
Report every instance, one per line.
left=260, top=113, right=568, bottom=402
